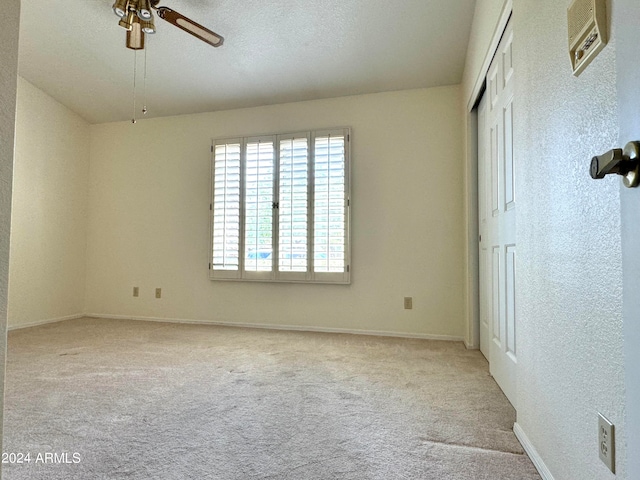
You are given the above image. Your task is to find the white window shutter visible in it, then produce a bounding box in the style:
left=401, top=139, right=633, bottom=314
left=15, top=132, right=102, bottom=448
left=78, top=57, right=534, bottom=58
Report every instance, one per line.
left=277, top=134, right=310, bottom=281
left=210, top=128, right=350, bottom=284
left=211, top=140, right=242, bottom=279
left=312, top=129, right=350, bottom=283
left=243, top=136, right=275, bottom=281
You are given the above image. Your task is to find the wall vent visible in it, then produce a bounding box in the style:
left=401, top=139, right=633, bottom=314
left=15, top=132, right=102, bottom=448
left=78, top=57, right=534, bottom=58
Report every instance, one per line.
left=568, top=0, right=607, bottom=76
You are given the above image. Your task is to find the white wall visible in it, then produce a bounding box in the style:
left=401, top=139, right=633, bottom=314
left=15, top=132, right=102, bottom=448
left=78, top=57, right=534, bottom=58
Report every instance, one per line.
left=462, top=0, right=626, bottom=479
left=85, top=87, right=466, bottom=338
left=0, top=0, right=21, bottom=466
left=7, top=78, right=90, bottom=329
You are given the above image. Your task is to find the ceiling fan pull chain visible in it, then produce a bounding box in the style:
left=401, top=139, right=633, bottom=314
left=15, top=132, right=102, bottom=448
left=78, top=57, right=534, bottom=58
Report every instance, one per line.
left=131, top=49, right=137, bottom=124
left=142, top=42, right=148, bottom=116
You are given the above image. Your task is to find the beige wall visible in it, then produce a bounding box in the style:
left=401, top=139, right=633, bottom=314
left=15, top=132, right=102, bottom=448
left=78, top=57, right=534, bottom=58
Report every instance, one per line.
left=0, top=0, right=21, bottom=466
left=85, top=87, right=466, bottom=338
left=462, top=0, right=626, bottom=478
left=8, top=78, right=91, bottom=329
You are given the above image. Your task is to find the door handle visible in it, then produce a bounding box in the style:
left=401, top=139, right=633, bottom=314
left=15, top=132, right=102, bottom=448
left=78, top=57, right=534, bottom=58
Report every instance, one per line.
left=590, top=141, right=640, bottom=188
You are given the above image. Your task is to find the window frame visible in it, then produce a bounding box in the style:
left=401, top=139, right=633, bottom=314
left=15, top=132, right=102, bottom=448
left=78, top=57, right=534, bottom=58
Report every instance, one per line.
left=209, top=127, right=351, bottom=284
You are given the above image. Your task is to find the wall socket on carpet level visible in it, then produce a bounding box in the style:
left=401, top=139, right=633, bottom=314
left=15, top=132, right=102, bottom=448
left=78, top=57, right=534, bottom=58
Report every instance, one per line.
left=133, top=287, right=139, bottom=297
left=404, top=297, right=412, bottom=309
left=598, top=412, right=615, bottom=473
left=155, top=288, right=162, bottom=299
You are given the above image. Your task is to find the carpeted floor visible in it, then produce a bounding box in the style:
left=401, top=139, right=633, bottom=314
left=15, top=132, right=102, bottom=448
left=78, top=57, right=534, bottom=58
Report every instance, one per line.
left=2, top=318, right=541, bottom=479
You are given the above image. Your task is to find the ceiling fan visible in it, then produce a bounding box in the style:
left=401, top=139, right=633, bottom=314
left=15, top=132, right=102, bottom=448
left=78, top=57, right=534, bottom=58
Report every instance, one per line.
left=111, top=0, right=224, bottom=50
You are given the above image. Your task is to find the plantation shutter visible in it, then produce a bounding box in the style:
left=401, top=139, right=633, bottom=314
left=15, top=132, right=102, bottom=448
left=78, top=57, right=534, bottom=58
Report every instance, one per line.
left=312, top=130, right=349, bottom=282
left=278, top=134, right=310, bottom=281
left=243, top=136, right=275, bottom=280
left=210, top=128, right=350, bottom=284
left=211, top=140, right=242, bottom=279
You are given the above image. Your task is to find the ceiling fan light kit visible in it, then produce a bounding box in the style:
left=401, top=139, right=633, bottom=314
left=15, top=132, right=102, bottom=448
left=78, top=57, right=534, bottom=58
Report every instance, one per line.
left=111, top=0, right=224, bottom=51
left=141, top=18, right=156, bottom=35
left=137, top=0, right=153, bottom=20
left=112, top=0, right=128, bottom=18
left=111, top=0, right=224, bottom=124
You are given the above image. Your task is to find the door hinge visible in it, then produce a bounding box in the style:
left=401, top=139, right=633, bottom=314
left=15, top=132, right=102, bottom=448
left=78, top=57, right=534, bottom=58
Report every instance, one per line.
left=210, top=203, right=212, bottom=211
left=347, top=265, right=350, bottom=273
left=211, top=145, right=214, bottom=153
left=347, top=134, right=350, bottom=142
left=209, top=263, right=211, bottom=269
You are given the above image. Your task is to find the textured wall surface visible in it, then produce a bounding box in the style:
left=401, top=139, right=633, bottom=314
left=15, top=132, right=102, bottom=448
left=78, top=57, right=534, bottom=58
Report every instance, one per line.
left=462, top=0, right=626, bottom=479
left=8, top=78, right=91, bottom=328
left=0, top=0, right=21, bottom=464
left=513, top=1, right=625, bottom=478
left=85, top=87, right=466, bottom=338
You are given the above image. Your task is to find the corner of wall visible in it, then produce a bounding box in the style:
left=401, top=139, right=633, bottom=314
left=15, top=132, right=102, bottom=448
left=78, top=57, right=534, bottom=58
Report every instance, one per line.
left=9, top=78, right=92, bottom=328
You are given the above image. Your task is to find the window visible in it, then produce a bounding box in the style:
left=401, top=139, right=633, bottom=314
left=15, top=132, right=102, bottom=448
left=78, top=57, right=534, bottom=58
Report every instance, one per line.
left=210, top=128, right=350, bottom=284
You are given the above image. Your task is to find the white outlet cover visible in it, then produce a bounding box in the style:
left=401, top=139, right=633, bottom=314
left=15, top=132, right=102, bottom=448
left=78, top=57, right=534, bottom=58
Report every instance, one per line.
left=598, top=412, right=615, bottom=473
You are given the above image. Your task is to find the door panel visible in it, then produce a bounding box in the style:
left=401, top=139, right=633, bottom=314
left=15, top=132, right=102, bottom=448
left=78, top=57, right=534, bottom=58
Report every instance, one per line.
left=506, top=244, right=516, bottom=357
left=504, top=101, right=515, bottom=209
left=491, top=123, right=500, bottom=216
left=478, top=19, right=517, bottom=407
left=492, top=245, right=501, bottom=345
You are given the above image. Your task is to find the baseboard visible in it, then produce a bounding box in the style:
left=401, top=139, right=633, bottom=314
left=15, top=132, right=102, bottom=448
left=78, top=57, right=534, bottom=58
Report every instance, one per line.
left=514, top=422, right=555, bottom=480
left=464, top=339, right=479, bottom=350
left=84, top=313, right=465, bottom=342
left=8, top=313, right=85, bottom=331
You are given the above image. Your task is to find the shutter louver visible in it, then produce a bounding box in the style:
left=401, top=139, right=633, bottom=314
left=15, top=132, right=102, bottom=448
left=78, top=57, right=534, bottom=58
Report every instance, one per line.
left=279, top=137, right=309, bottom=273
left=244, top=140, right=274, bottom=272
left=212, top=142, right=241, bottom=271
left=314, top=135, right=346, bottom=273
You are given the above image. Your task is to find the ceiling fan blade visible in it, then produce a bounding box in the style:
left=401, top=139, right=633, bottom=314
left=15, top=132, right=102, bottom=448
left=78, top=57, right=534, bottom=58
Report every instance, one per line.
left=155, top=7, right=224, bottom=48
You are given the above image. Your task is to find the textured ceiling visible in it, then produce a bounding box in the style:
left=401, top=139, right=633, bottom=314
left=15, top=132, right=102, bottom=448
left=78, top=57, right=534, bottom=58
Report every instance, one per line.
left=18, top=0, right=477, bottom=124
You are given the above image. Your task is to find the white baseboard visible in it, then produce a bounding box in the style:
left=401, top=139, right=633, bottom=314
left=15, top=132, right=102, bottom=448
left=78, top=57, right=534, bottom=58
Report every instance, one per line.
left=464, top=339, right=479, bottom=350
left=514, top=422, right=555, bottom=480
left=84, top=313, right=464, bottom=342
left=8, top=313, right=85, bottom=331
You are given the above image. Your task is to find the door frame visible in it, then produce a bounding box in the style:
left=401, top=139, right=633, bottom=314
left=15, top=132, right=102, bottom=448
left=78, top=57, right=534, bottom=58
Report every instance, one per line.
left=617, top=0, right=640, bottom=474
left=464, top=0, right=513, bottom=349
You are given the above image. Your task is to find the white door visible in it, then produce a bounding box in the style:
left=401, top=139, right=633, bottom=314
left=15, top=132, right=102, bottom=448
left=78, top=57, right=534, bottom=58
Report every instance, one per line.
left=478, top=20, right=517, bottom=407
left=616, top=0, right=640, bottom=476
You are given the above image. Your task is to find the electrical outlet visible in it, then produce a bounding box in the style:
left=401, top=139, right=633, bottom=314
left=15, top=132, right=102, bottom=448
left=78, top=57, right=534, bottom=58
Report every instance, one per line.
left=155, top=288, right=162, bottom=299
left=404, top=297, right=413, bottom=310
left=598, top=412, right=615, bottom=473
left=133, top=287, right=139, bottom=297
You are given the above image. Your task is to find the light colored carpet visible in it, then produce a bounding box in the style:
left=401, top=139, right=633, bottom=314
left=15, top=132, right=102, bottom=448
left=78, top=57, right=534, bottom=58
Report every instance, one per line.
left=3, top=318, right=541, bottom=479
